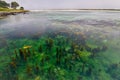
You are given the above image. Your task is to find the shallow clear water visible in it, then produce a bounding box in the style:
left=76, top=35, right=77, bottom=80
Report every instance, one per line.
left=0, top=11, right=120, bottom=38
left=0, top=11, right=120, bottom=80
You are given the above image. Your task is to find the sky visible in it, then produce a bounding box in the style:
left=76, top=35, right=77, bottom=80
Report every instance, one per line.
left=5, top=0, right=120, bottom=10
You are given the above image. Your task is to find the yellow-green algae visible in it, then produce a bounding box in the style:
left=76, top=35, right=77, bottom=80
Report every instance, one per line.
left=0, top=32, right=120, bottom=80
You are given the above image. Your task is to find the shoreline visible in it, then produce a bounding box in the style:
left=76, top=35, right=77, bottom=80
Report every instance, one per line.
left=0, top=10, right=29, bottom=19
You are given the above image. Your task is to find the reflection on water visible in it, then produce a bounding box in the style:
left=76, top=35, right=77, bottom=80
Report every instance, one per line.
left=0, top=11, right=120, bottom=80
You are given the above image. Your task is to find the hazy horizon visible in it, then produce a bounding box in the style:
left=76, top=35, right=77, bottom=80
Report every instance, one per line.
left=5, top=0, right=120, bottom=10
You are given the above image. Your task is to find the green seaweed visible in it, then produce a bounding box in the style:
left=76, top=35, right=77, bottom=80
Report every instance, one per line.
left=0, top=32, right=120, bottom=80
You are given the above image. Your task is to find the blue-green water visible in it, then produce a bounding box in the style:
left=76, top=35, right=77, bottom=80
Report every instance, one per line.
left=0, top=11, right=120, bottom=80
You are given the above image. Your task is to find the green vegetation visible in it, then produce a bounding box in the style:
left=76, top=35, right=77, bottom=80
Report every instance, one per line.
left=11, top=1, right=19, bottom=9
left=0, top=7, right=10, bottom=11
left=0, top=7, right=26, bottom=12
left=0, top=0, right=25, bottom=12
left=0, top=0, right=9, bottom=8
left=20, top=7, right=24, bottom=10
left=0, top=31, right=119, bottom=80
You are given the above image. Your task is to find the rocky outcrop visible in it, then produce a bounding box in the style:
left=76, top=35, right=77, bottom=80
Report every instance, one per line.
left=0, top=11, right=29, bottom=18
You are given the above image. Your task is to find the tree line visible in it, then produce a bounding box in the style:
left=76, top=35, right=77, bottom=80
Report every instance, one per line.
left=0, top=0, right=24, bottom=10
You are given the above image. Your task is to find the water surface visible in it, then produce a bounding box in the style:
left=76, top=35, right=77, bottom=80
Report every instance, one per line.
left=0, top=10, right=120, bottom=80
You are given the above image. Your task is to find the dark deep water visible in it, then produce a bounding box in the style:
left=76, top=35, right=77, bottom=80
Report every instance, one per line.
left=0, top=11, right=120, bottom=80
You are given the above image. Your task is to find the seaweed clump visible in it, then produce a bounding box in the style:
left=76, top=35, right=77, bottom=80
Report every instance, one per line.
left=2, top=32, right=108, bottom=80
